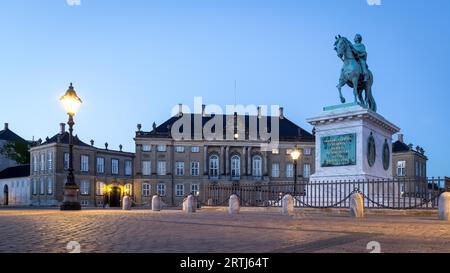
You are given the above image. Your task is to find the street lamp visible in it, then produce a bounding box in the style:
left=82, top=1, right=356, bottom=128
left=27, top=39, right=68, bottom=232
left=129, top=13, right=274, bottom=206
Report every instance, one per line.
left=290, top=149, right=301, bottom=196
left=60, top=83, right=83, bottom=211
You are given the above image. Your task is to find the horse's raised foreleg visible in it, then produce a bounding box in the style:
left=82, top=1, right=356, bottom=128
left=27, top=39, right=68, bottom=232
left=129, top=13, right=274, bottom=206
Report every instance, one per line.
left=336, top=78, right=346, bottom=103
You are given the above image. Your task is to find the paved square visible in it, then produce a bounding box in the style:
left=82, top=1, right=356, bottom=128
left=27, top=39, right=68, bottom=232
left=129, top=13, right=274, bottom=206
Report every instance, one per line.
left=0, top=208, right=449, bottom=253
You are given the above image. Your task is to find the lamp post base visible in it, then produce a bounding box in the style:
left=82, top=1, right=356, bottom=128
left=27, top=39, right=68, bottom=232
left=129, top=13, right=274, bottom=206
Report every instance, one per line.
left=60, top=185, right=81, bottom=211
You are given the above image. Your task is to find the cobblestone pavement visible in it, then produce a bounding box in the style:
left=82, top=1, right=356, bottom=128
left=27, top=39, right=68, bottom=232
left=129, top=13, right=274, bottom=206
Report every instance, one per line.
left=0, top=208, right=449, bottom=253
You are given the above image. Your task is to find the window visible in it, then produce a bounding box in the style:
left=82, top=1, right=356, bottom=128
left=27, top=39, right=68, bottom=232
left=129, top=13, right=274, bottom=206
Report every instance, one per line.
left=175, top=146, right=185, bottom=153
left=415, top=161, right=420, bottom=177
left=142, top=144, right=151, bottom=152
left=40, top=154, right=45, bottom=171
left=96, top=157, right=105, bottom=174
left=111, top=159, right=119, bottom=175
left=272, top=149, right=279, bottom=155
left=231, top=155, right=241, bottom=179
left=176, top=161, right=185, bottom=176
left=81, top=155, right=89, bottom=172
left=157, top=161, right=166, bottom=175
left=252, top=156, right=262, bottom=177
left=80, top=200, right=89, bottom=207
left=39, top=178, right=45, bottom=195
left=176, top=184, right=184, bottom=196
left=303, top=148, right=312, bottom=155
left=142, top=161, right=151, bottom=176
left=142, top=183, right=151, bottom=197
left=47, top=151, right=53, bottom=171
left=80, top=180, right=90, bottom=195
left=191, top=146, right=200, bottom=153
left=125, top=183, right=132, bottom=195
left=209, top=155, right=219, bottom=178
left=286, top=163, right=294, bottom=178
left=303, top=164, right=311, bottom=178
left=397, top=161, right=406, bottom=177
left=191, top=184, right=199, bottom=195
left=96, top=182, right=106, bottom=195
left=157, top=183, right=166, bottom=196
left=47, top=177, right=53, bottom=195
left=64, top=153, right=70, bottom=170
left=190, top=161, right=200, bottom=176
left=32, top=179, right=37, bottom=195
left=125, top=160, right=132, bottom=176
left=157, top=145, right=167, bottom=152
left=272, top=163, right=280, bottom=178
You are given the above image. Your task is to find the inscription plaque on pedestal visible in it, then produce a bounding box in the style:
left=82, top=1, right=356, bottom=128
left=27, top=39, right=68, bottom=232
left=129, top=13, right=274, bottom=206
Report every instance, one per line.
left=320, top=133, right=356, bottom=167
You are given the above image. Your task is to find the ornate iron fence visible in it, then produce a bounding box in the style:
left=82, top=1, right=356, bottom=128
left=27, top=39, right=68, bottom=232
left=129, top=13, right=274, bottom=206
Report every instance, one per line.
left=205, top=177, right=446, bottom=210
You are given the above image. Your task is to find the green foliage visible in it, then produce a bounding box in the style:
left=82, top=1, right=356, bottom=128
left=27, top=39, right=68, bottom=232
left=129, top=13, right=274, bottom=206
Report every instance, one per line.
left=0, top=141, right=30, bottom=165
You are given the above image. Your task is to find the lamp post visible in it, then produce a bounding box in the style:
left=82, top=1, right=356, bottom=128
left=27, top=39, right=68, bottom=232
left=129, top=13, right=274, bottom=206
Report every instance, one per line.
left=290, top=149, right=301, bottom=196
left=60, top=83, right=83, bottom=211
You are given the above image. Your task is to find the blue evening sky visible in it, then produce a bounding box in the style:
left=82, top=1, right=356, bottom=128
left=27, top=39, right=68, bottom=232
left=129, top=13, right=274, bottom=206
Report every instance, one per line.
left=0, top=0, right=449, bottom=176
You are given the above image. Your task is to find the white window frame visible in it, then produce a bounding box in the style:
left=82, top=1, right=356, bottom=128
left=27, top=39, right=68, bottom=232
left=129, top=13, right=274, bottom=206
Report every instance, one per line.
left=40, top=154, right=45, bottom=171
left=272, top=163, right=280, bottom=178
left=191, top=184, right=199, bottom=195
left=175, top=161, right=185, bottom=176
left=47, top=177, right=53, bottom=195
left=191, top=146, right=200, bottom=153
left=39, top=178, right=45, bottom=195
left=64, top=153, right=70, bottom=170
left=111, top=159, right=119, bottom=175
left=209, top=155, right=219, bottom=178
left=142, top=160, right=151, bottom=176
left=80, top=180, right=90, bottom=196
left=176, top=184, right=184, bottom=197
left=415, top=161, right=420, bottom=177
left=252, top=156, right=262, bottom=177
left=47, top=151, right=53, bottom=171
left=231, top=155, right=241, bottom=179
left=125, top=183, right=132, bottom=195
left=272, top=149, right=279, bottom=155
left=397, top=161, right=406, bottom=177
left=142, top=144, right=152, bottom=152
left=157, top=183, right=166, bottom=196
left=190, top=161, right=200, bottom=176
left=32, top=179, right=37, bottom=195
left=157, top=161, right=167, bottom=176
left=303, top=147, right=312, bottom=156
left=81, top=155, right=89, bottom=172
left=96, top=157, right=105, bottom=174
left=286, top=163, right=294, bottom=178
left=303, top=163, right=311, bottom=178
left=125, top=160, right=132, bottom=176
left=96, top=181, right=106, bottom=195
left=142, top=183, right=151, bottom=197
left=33, top=155, right=38, bottom=172
left=175, top=146, right=185, bottom=153
left=157, top=145, right=167, bottom=152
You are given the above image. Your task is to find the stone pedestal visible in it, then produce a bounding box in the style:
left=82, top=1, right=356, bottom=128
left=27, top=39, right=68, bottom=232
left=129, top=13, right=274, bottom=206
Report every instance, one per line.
left=350, top=192, right=364, bottom=218
left=307, top=103, right=400, bottom=182
left=439, top=192, right=450, bottom=221
left=228, top=194, right=240, bottom=214
left=281, top=194, right=295, bottom=216
left=60, top=185, right=81, bottom=211
left=122, top=196, right=131, bottom=210
left=183, top=194, right=196, bottom=213
left=152, top=195, right=162, bottom=211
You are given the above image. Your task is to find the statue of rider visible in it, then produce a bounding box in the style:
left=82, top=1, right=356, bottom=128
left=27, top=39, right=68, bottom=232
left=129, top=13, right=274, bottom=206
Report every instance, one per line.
left=352, top=34, right=369, bottom=82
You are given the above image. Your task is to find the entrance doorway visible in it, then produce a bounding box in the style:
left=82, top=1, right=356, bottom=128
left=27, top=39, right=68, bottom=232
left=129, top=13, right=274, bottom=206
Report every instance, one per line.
left=3, top=185, right=8, bottom=206
left=109, top=186, right=122, bottom=207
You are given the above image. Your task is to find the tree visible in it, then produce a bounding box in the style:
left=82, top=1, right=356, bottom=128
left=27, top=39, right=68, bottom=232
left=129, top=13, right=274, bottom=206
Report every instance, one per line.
left=0, top=141, right=30, bottom=165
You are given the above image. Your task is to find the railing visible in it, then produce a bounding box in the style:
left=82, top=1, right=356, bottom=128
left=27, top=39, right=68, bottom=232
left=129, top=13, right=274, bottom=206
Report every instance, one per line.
left=205, top=177, right=446, bottom=210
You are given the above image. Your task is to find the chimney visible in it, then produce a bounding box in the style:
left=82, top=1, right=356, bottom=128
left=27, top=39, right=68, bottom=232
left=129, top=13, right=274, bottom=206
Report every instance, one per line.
left=398, top=133, right=404, bottom=143
left=202, top=104, right=206, bottom=116
left=137, top=124, right=142, bottom=132
left=59, top=123, right=66, bottom=134
left=279, top=107, right=284, bottom=119
left=178, top=103, right=183, bottom=117
left=90, top=140, right=94, bottom=146
left=257, top=106, right=262, bottom=118
left=4, top=123, right=8, bottom=130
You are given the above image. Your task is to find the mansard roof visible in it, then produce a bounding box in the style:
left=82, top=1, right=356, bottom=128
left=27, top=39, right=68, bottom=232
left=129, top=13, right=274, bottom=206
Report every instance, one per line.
left=41, top=132, right=91, bottom=147
left=0, top=128, right=26, bottom=142
left=137, top=113, right=314, bottom=142
left=0, top=165, right=30, bottom=179
left=392, top=140, right=411, bottom=153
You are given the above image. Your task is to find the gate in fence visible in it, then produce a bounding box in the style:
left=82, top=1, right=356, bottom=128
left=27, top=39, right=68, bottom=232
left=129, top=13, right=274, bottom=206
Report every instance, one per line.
left=205, top=177, right=446, bottom=210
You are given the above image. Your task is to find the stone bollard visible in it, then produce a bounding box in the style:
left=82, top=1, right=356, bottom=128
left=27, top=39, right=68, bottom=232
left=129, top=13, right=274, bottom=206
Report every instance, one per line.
left=207, top=198, right=214, bottom=206
left=438, top=192, right=450, bottom=221
left=152, top=195, right=162, bottom=211
left=350, top=192, right=364, bottom=218
left=228, top=194, right=240, bottom=215
left=281, top=194, right=295, bottom=216
left=122, top=196, right=131, bottom=210
left=183, top=194, right=196, bottom=213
